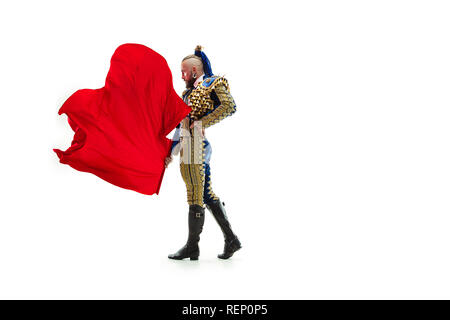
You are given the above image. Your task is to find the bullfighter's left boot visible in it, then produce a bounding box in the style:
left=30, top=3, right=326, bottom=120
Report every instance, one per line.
left=205, top=198, right=241, bottom=259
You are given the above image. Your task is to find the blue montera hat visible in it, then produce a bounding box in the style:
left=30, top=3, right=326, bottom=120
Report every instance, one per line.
left=194, top=45, right=213, bottom=78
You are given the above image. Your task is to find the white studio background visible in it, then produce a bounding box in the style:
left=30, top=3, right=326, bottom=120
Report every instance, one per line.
left=0, top=0, right=449, bottom=299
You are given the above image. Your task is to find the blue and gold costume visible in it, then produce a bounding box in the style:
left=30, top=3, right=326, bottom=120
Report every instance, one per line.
left=171, top=75, right=236, bottom=206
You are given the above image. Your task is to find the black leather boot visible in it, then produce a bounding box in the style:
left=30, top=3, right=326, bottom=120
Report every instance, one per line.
left=168, top=204, right=205, bottom=260
left=205, top=199, right=242, bottom=259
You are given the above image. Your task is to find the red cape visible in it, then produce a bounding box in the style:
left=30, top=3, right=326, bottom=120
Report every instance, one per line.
left=53, top=43, right=191, bottom=195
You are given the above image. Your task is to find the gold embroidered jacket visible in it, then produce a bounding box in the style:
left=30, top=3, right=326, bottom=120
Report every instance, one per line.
left=182, top=76, right=237, bottom=128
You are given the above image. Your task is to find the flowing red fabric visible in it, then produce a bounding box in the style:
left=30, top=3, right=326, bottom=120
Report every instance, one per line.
left=53, top=43, right=191, bottom=195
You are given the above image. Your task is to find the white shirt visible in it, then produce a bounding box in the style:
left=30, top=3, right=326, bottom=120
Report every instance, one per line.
left=193, top=74, right=204, bottom=88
